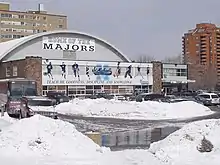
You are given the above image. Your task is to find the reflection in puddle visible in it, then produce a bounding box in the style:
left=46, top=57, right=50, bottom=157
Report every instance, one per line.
left=101, top=126, right=180, bottom=150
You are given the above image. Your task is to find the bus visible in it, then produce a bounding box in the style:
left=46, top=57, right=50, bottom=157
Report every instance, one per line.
left=0, top=78, right=37, bottom=117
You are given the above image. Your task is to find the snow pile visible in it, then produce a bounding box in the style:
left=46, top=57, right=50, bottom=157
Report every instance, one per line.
left=55, top=98, right=213, bottom=120
left=100, top=149, right=163, bottom=165
left=0, top=115, right=107, bottom=159
left=0, top=115, right=163, bottom=165
left=149, top=119, right=220, bottom=165
left=29, top=106, right=56, bottom=112
left=0, top=113, right=16, bottom=129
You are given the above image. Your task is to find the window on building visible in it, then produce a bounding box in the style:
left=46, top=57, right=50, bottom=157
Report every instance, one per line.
left=48, top=86, right=57, bottom=90
left=43, top=30, right=47, bottom=32
left=6, top=66, right=10, bottom=77
left=12, top=66, right=18, bottom=76
left=43, top=16, right=46, bottom=20
left=1, top=34, right=12, bottom=38
left=13, top=35, right=21, bottom=39
left=6, top=28, right=12, bottom=32
left=176, top=69, right=187, bottom=76
left=19, top=15, right=24, bottom=19
left=43, top=86, right=47, bottom=90
left=1, top=13, right=12, bottom=18
left=12, top=14, right=18, bottom=18
left=58, top=24, right=63, bottom=28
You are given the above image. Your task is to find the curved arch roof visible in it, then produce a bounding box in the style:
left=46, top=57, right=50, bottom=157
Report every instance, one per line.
left=0, top=30, right=131, bottom=62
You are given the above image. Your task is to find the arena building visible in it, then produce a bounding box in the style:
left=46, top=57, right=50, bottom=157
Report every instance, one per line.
left=0, top=30, right=162, bottom=96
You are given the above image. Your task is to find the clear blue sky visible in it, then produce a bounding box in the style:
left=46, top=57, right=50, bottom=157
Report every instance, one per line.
left=4, top=0, right=220, bottom=60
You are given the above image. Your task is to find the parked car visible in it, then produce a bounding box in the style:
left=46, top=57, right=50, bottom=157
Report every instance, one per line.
left=46, top=91, right=70, bottom=105
left=88, top=91, right=114, bottom=100
left=195, top=93, right=220, bottom=106
left=5, top=96, right=22, bottom=118
left=114, top=95, right=126, bottom=101
left=136, top=93, right=165, bottom=102
left=20, top=96, right=58, bottom=119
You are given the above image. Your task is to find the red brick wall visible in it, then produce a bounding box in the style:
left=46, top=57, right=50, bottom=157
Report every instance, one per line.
left=0, top=56, right=42, bottom=95
left=24, top=57, right=42, bottom=94
left=0, top=59, right=26, bottom=78
left=152, top=61, right=162, bottom=93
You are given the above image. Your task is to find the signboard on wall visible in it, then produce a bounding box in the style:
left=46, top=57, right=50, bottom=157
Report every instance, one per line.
left=42, top=36, right=96, bottom=52
left=42, top=60, right=153, bottom=86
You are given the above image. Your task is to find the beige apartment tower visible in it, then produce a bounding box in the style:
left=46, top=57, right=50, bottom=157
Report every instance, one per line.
left=0, top=2, right=67, bottom=42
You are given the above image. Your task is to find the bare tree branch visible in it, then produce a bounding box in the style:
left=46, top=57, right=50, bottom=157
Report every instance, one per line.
left=162, top=54, right=183, bottom=64
left=135, top=55, right=156, bottom=63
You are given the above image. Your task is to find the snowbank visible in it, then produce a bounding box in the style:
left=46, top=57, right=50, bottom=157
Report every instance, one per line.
left=149, top=119, right=220, bottom=165
left=29, top=106, right=56, bottom=112
left=100, top=149, right=162, bottom=165
left=0, top=115, right=105, bottom=158
left=0, top=113, right=16, bottom=129
left=55, top=98, right=213, bottom=120
left=0, top=150, right=163, bottom=165
left=0, top=115, right=162, bottom=165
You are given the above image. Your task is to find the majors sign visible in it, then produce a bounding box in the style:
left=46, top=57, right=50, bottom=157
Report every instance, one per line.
left=42, top=36, right=96, bottom=52
left=42, top=59, right=153, bottom=86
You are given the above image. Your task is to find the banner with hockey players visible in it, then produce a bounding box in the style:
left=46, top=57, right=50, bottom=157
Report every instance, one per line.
left=42, top=59, right=153, bottom=86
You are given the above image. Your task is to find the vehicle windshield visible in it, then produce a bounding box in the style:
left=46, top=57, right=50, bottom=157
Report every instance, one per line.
left=10, top=81, right=37, bottom=96
left=28, top=100, right=53, bottom=106
left=211, top=95, right=219, bottom=98
left=9, top=96, right=21, bottom=101
left=199, top=95, right=211, bottom=99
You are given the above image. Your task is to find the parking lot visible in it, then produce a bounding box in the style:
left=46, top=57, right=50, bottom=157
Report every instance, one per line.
left=59, top=106, right=220, bottom=150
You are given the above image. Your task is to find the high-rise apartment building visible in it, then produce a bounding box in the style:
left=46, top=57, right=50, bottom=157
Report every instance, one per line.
left=0, top=2, right=67, bottom=42
left=182, top=23, right=220, bottom=65
left=182, top=23, right=220, bottom=88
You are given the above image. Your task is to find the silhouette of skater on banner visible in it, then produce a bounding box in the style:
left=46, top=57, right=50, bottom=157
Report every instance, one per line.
left=72, top=62, right=80, bottom=80
left=125, top=65, right=132, bottom=78
left=85, top=65, right=90, bottom=80
left=134, top=65, right=144, bottom=79
left=43, top=59, right=53, bottom=79
left=146, top=67, right=150, bottom=75
left=60, top=62, right=66, bottom=79
left=114, top=62, right=121, bottom=78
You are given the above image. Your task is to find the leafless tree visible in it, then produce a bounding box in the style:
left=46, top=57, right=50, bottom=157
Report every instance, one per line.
left=136, top=55, right=156, bottom=63
left=162, top=54, right=183, bottom=64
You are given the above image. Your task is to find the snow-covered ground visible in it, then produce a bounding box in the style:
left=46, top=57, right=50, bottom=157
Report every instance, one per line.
left=149, top=119, right=220, bottom=165
left=55, top=98, right=213, bottom=120
left=0, top=115, right=162, bottom=165
left=0, top=113, right=16, bottom=129
left=1, top=111, right=220, bottom=164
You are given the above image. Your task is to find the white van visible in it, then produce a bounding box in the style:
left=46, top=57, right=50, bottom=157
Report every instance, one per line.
left=198, top=93, right=220, bottom=106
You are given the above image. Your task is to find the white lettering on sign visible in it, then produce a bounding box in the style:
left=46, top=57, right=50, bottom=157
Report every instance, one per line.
left=42, top=37, right=95, bottom=52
